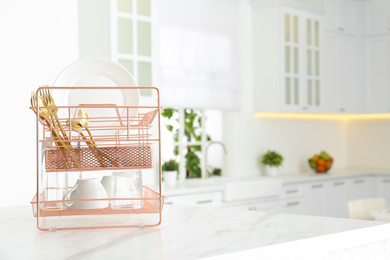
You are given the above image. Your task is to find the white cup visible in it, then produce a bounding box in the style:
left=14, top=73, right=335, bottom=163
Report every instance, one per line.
left=101, top=176, right=113, bottom=205
left=63, top=178, right=108, bottom=210
left=112, top=170, right=144, bottom=210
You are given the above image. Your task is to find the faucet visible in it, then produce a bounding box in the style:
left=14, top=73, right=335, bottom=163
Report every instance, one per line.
left=205, top=141, right=227, bottom=177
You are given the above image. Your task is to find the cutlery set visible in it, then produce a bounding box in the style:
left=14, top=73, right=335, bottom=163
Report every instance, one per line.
left=30, top=88, right=118, bottom=168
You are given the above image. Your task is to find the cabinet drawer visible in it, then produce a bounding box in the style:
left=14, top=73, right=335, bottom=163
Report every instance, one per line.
left=278, top=198, right=304, bottom=215
left=165, top=192, right=222, bottom=207
left=281, top=184, right=304, bottom=198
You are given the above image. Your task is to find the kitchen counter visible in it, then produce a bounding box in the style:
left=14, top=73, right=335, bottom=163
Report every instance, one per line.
left=162, top=168, right=390, bottom=197
left=279, top=168, right=390, bottom=184
left=1, top=205, right=390, bottom=260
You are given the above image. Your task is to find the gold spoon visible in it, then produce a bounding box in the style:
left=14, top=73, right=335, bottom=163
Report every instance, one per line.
left=67, top=112, right=107, bottom=167
left=78, top=109, right=94, bottom=142
left=77, top=109, right=119, bottom=167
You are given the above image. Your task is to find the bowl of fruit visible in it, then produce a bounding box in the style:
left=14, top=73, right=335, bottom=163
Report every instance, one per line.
left=308, top=151, right=333, bottom=174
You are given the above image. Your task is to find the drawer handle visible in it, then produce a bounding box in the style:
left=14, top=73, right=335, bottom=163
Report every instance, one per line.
left=287, top=201, right=300, bottom=207
left=196, top=200, right=213, bottom=204
left=339, top=27, right=345, bottom=32
left=355, top=179, right=365, bottom=184
left=334, top=181, right=344, bottom=186
left=302, top=107, right=308, bottom=110
left=165, top=201, right=173, bottom=205
left=286, top=189, right=299, bottom=194
left=312, top=184, right=323, bottom=189
left=383, top=179, right=390, bottom=183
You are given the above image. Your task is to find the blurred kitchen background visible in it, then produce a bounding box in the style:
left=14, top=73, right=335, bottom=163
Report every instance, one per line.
left=1, top=0, right=390, bottom=207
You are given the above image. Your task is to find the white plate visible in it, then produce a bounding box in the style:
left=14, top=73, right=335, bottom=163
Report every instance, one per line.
left=52, top=57, right=140, bottom=135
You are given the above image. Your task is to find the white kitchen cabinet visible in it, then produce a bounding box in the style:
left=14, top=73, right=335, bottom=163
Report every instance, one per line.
left=278, top=183, right=304, bottom=214
left=302, top=181, right=329, bottom=216
left=278, top=198, right=304, bottom=214
left=323, top=0, right=359, bottom=36
left=363, top=36, right=390, bottom=113
left=323, top=32, right=359, bottom=113
left=375, top=176, right=390, bottom=203
left=164, top=192, right=222, bottom=207
left=347, top=177, right=375, bottom=201
left=363, top=0, right=390, bottom=36
left=326, top=179, right=349, bottom=218
left=252, top=6, right=323, bottom=113
left=280, top=183, right=304, bottom=198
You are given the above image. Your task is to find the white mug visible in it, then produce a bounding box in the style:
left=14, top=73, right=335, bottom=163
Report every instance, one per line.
left=101, top=176, right=113, bottom=205
left=63, top=178, right=108, bottom=210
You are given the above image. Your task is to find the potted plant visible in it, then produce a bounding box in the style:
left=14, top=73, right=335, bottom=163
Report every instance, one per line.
left=260, top=150, right=283, bottom=176
left=162, top=159, right=179, bottom=185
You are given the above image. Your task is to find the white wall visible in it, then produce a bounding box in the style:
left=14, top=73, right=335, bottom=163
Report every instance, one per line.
left=346, top=119, right=390, bottom=169
left=0, top=1, right=78, bottom=207
left=222, top=0, right=348, bottom=177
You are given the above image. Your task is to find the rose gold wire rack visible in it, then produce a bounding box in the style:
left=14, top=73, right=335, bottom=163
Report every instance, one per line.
left=30, top=86, right=165, bottom=231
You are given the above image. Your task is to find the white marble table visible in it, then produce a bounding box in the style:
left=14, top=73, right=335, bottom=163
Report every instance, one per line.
left=1, top=205, right=390, bottom=260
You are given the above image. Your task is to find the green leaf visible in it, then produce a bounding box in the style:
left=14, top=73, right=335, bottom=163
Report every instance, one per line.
left=161, top=108, right=177, bottom=119
left=166, top=124, right=174, bottom=132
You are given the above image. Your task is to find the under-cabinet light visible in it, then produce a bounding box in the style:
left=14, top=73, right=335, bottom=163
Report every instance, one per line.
left=253, top=113, right=390, bottom=120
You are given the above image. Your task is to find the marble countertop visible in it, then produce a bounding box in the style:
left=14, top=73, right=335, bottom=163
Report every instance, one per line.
left=1, top=205, right=390, bottom=260
left=162, top=168, right=390, bottom=197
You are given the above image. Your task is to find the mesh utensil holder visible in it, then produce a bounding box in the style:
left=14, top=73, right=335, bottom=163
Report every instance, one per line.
left=45, top=145, right=153, bottom=172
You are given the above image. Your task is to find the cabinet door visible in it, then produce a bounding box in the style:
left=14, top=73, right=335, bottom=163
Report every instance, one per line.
left=327, top=179, right=349, bottom=218
left=324, top=0, right=358, bottom=35
left=376, top=177, right=390, bottom=202
left=364, top=36, right=390, bottom=113
left=347, top=177, right=375, bottom=201
left=339, top=36, right=359, bottom=113
left=282, top=10, right=322, bottom=112
left=302, top=181, right=329, bottom=216
left=323, top=33, right=359, bottom=113
left=363, top=1, right=390, bottom=36
left=304, top=14, right=322, bottom=112
left=282, top=11, right=303, bottom=112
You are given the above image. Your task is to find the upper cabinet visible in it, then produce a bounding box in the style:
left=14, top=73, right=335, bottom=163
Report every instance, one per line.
left=323, top=32, right=359, bottom=113
left=323, top=0, right=359, bottom=36
left=363, top=0, right=390, bottom=36
left=322, top=0, right=361, bottom=114
left=362, top=0, right=390, bottom=113
left=364, top=36, right=390, bottom=113
left=252, top=5, right=323, bottom=113
left=155, top=0, right=240, bottom=111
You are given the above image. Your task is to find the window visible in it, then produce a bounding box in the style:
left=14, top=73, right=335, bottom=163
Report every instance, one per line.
left=111, top=0, right=153, bottom=96
left=161, top=108, right=224, bottom=180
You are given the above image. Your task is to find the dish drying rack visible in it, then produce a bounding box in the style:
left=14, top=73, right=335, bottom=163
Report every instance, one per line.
left=31, top=86, right=165, bottom=231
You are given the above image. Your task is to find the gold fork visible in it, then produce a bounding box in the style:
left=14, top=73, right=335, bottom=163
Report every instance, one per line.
left=41, top=87, right=69, bottom=139
left=30, top=92, right=70, bottom=168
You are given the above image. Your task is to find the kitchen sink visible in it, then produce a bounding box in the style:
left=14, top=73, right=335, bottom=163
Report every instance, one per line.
left=211, top=176, right=282, bottom=202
